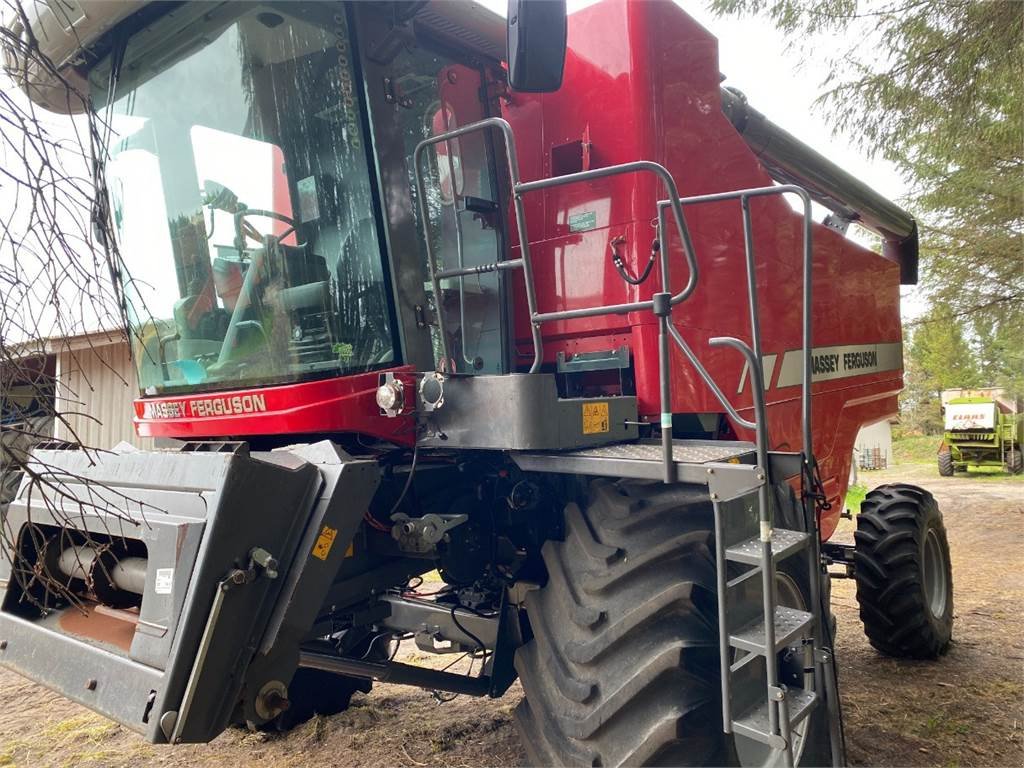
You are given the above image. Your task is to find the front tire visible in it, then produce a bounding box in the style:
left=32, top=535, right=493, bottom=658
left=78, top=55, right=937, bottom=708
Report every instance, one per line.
left=854, top=484, right=953, bottom=658
left=937, top=449, right=954, bottom=477
left=514, top=479, right=830, bottom=767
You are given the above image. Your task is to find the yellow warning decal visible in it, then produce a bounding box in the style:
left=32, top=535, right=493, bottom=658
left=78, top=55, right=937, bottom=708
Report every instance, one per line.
left=312, top=525, right=338, bottom=561
left=582, top=402, right=610, bottom=435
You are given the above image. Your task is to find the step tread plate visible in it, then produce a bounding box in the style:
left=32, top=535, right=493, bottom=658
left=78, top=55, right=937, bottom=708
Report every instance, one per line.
left=726, top=528, right=809, bottom=566
left=729, top=606, right=814, bottom=654
left=732, top=688, right=818, bottom=744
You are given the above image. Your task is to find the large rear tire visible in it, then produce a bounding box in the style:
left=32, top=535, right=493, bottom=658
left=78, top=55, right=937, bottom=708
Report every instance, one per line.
left=513, top=478, right=830, bottom=767
left=937, top=449, right=954, bottom=477
left=854, top=484, right=953, bottom=658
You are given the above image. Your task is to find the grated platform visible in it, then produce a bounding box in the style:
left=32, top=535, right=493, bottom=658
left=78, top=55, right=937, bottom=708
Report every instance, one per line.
left=512, top=439, right=756, bottom=481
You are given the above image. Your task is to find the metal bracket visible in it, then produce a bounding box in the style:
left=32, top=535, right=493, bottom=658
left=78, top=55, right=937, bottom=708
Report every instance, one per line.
left=382, top=76, right=414, bottom=108
left=390, top=513, right=467, bottom=554
left=705, top=462, right=766, bottom=502
left=556, top=345, right=630, bottom=374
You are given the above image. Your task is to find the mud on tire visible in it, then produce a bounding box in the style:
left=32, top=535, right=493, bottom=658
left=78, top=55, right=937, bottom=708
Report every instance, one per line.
left=854, top=484, right=953, bottom=659
left=513, top=478, right=830, bottom=767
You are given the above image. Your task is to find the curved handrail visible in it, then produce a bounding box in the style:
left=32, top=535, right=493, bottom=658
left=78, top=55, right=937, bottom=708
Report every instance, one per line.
left=413, top=117, right=700, bottom=373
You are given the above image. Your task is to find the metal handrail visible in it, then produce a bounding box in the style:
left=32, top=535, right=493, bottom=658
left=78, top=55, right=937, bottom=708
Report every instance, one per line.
left=414, top=119, right=538, bottom=371
left=654, top=185, right=814, bottom=484
left=415, top=116, right=831, bottom=763
left=413, top=118, right=698, bottom=373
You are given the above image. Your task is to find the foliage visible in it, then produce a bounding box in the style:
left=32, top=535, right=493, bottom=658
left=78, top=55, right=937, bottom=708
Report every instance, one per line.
left=843, top=481, right=867, bottom=513
left=1, top=0, right=144, bottom=601
left=901, top=301, right=980, bottom=432
left=710, top=0, right=1024, bottom=394
left=891, top=433, right=941, bottom=465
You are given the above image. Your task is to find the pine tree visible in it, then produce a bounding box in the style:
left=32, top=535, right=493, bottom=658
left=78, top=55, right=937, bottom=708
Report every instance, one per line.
left=712, top=0, right=1023, bottom=394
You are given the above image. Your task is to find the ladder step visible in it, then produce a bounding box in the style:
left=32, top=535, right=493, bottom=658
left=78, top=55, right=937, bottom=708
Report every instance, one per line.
left=725, top=528, right=809, bottom=566
left=732, top=688, right=818, bottom=745
left=729, top=606, right=814, bottom=654
left=726, top=565, right=761, bottom=591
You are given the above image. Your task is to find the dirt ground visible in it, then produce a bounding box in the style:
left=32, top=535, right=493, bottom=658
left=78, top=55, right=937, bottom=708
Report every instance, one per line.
left=1, top=463, right=1021, bottom=768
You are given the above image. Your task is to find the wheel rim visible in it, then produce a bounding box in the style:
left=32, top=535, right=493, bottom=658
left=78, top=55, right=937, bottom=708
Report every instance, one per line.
left=733, top=572, right=813, bottom=767
left=923, top=527, right=949, bottom=619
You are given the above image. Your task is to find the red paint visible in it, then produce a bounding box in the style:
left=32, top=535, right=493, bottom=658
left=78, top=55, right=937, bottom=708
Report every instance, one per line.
left=133, top=0, right=904, bottom=541
left=501, top=0, right=904, bottom=538
left=134, top=368, right=417, bottom=446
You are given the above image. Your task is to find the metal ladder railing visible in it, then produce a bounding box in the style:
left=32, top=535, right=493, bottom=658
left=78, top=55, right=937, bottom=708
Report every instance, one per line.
left=413, top=118, right=842, bottom=765
left=412, top=117, right=699, bottom=377
left=662, top=186, right=840, bottom=766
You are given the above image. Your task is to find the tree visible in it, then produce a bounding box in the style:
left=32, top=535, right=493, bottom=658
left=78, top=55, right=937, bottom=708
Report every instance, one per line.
left=1, top=0, right=146, bottom=608
left=901, top=303, right=980, bottom=433
left=711, top=0, right=1023, bottom=393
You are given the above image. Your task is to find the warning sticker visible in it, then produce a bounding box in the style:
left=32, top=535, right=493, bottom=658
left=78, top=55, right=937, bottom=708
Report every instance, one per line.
left=154, top=568, right=174, bottom=595
left=582, top=402, right=610, bottom=435
left=312, top=525, right=338, bottom=561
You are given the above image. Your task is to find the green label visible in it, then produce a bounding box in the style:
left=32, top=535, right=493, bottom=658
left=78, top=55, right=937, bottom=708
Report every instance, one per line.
left=568, top=210, right=597, bottom=232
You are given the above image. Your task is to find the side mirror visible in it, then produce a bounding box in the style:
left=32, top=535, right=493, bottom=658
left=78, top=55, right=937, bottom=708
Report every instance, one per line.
left=507, top=0, right=567, bottom=93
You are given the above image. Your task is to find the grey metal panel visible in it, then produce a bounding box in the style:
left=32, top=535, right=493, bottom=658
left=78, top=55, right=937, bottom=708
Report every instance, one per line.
left=257, top=442, right=381, bottom=657
left=512, top=438, right=756, bottom=483
left=0, top=445, right=325, bottom=744
left=131, top=516, right=206, bottom=669
left=416, top=374, right=638, bottom=450
left=379, top=594, right=499, bottom=651
left=0, top=612, right=164, bottom=734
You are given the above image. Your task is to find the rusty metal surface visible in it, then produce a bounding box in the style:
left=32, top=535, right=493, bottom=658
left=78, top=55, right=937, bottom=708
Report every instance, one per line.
left=58, top=603, right=137, bottom=652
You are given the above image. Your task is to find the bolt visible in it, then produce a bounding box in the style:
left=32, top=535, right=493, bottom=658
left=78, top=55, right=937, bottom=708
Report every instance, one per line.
left=756, top=472, right=765, bottom=481
left=710, top=493, right=718, bottom=500
left=447, top=70, right=458, bottom=84
left=706, top=468, right=714, bottom=475
left=85, top=679, right=97, bottom=691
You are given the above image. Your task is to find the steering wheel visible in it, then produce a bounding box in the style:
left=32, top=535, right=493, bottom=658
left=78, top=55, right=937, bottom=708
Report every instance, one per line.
left=232, top=208, right=301, bottom=249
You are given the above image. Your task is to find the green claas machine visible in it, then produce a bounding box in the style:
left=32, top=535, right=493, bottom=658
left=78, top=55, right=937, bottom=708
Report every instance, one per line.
left=938, top=394, right=1023, bottom=475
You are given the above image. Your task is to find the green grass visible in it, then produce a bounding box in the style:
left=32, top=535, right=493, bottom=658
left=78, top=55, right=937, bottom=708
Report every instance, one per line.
left=844, top=482, right=867, bottom=513
left=892, top=434, right=941, bottom=464
left=892, top=433, right=1024, bottom=480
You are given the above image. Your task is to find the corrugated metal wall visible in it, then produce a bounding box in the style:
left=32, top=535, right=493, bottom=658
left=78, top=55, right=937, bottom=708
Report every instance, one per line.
left=53, top=340, right=147, bottom=449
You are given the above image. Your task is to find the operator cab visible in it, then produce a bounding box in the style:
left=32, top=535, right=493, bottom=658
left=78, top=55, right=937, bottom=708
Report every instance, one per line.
left=93, top=2, right=516, bottom=397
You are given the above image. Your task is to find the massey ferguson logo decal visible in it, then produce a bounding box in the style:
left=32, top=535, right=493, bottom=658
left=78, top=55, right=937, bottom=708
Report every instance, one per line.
left=143, top=394, right=268, bottom=419
left=810, top=350, right=879, bottom=376
left=738, top=343, right=902, bottom=392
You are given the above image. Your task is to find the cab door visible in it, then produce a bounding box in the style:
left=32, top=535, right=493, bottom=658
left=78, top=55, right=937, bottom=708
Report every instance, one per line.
left=354, top=6, right=509, bottom=375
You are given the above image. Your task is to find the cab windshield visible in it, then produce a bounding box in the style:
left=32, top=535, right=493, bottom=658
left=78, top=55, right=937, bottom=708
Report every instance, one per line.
left=92, top=3, right=396, bottom=395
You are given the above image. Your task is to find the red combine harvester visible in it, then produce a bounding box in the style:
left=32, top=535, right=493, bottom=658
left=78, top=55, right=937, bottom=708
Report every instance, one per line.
left=1, top=2, right=952, bottom=765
